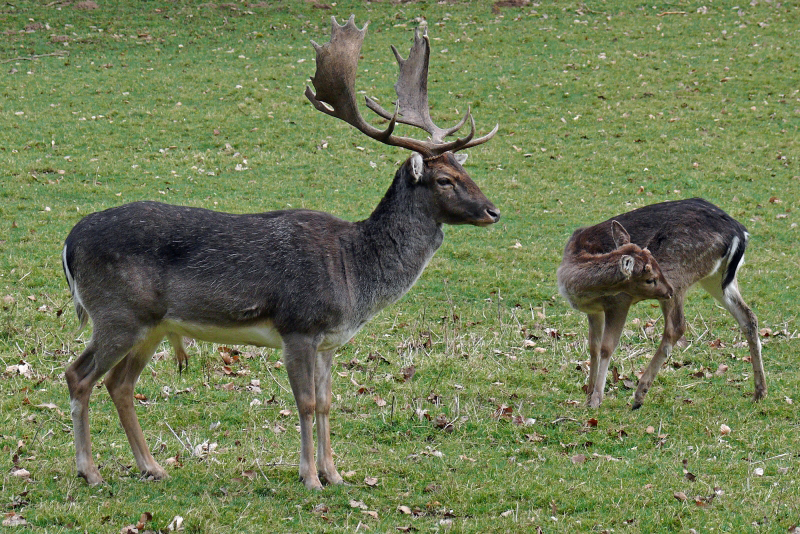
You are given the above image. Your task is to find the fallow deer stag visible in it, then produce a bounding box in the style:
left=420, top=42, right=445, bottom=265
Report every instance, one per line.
left=62, top=16, right=499, bottom=490
left=557, top=198, right=765, bottom=409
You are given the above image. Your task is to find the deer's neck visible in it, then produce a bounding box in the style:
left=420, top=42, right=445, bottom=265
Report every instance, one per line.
left=351, top=176, right=443, bottom=312
left=558, top=251, right=630, bottom=308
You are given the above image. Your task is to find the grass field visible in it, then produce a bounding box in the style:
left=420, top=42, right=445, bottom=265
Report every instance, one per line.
left=1, top=1, right=798, bottom=532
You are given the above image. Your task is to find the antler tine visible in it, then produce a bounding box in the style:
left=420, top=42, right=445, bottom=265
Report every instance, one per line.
left=364, top=26, right=497, bottom=156
left=305, top=15, right=435, bottom=157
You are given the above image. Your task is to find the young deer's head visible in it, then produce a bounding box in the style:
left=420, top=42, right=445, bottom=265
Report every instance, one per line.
left=611, top=220, right=674, bottom=300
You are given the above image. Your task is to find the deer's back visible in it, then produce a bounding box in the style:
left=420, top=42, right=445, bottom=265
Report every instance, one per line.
left=567, top=198, right=748, bottom=290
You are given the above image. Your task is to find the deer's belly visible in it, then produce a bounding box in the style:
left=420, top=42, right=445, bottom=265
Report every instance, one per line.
left=163, top=320, right=284, bottom=349
left=161, top=319, right=367, bottom=352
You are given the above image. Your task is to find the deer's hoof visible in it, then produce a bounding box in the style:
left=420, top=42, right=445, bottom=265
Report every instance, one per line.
left=143, top=466, right=169, bottom=481
left=79, top=469, right=105, bottom=486
left=301, top=475, right=324, bottom=491
left=320, top=471, right=344, bottom=486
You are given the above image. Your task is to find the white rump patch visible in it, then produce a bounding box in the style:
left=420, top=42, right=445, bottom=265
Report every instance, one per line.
left=62, top=245, right=84, bottom=310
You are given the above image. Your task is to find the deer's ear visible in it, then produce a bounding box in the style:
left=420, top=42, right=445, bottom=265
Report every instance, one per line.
left=619, top=255, right=635, bottom=278
left=410, top=153, right=424, bottom=183
left=454, top=153, right=468, bottom=165
left=611, top=220, right=631, bottom=248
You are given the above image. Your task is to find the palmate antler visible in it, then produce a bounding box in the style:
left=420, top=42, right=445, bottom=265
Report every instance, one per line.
left=305, top=15, right=497, bottom=159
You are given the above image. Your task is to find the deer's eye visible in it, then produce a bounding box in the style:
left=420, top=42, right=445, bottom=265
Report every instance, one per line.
left=646, top=279, right=657, bottom=285
left=436, top=177, right=454, bottom=188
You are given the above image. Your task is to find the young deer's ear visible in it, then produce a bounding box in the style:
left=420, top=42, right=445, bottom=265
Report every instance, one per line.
left=410, top=153, right=424, bottom=183
left=454, top=153, right=468, bottom=165
left=611, top=220, right=631, bottom=248
left=619, top=255, right=635, bottom=278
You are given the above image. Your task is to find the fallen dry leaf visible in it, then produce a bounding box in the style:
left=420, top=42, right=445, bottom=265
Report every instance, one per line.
left=720, top=424, right=731, bottom=435
left=2, top=513, right=28, bottom=527
left=350, top=499, right=368, bottom=510
left=571, top=454, right=587, bottom=464
left=364, top=476, right=379, bottom=487
left=11, top=467, right=31, bottom=479
left=526, top=432, right=545, bottom=442
left=398, top=505, right=412, bottom=515
left=167, top=515, right=183, bottom=531
left=674, top=491, right=688, bottom=502
left=5, top=362, right=34, bottom=379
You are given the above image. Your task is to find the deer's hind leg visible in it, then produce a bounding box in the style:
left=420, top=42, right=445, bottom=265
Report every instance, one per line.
left=700, top=276, right=765, bottom=401
left=65, top=324, right=142, bottom=485
left=104, top=330, right=167, bottom=480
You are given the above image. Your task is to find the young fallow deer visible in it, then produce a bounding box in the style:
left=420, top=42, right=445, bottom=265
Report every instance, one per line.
left=62, top=16, right=499, bottom=490
left=557, top=198, right=765, bottom=409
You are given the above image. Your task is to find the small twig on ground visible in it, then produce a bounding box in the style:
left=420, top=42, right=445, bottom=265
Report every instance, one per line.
left=551, top=416, right=580, bottom=425
left=265, top=364, right=291, bottom=394
left=751, top=453, right=791, bottom=464
left=1, top=51, right=69, bottom=64
left=255, top=458, right=270, bottom=482
left=657, top=11, right=687, bottom=16
left=165, top=421, right=192, bottom=453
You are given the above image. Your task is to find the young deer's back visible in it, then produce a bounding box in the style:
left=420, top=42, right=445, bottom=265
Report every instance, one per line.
left=569, top=198, right=748, bottom=291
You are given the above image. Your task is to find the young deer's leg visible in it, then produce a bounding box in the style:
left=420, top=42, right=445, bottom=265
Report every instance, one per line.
left=282, top=333, right=322, bottom=490
left=104, top=332, right=167, bottom=480
left=588, top=302, right=631, bottom=408
left=701, top=278, right=766, bottom=401
left=632, top=296, right=686, bottom=409
left=585, top=312, right=604, bottom=400
left=65, top=329, right=138, bottom=484
left=314, top=349, right=343, bottom=485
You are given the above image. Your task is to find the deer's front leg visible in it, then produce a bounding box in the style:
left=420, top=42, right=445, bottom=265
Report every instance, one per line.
left=585, top=313, right=604, bottom=402
left=633, top=298, right=686, bottom=409
left=314, top=350, right=343, bottom=485
left=588, top=304, right=630, bottom=408
left=283, top=334, right=322, bottom=490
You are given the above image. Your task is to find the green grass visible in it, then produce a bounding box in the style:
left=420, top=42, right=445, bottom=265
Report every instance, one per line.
left=1, top=1, right=798, bottom=532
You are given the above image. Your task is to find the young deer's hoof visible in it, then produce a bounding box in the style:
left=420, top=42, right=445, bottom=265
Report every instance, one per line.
left=142, top=467, right=169, bottom=481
